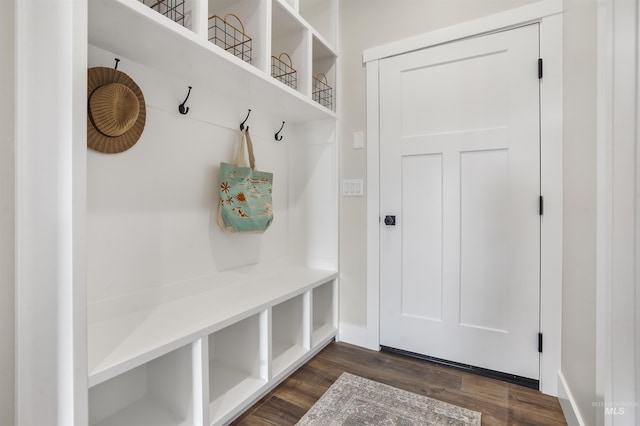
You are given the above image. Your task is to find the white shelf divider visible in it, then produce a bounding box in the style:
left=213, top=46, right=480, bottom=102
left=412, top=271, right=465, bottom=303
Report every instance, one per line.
left=193, top=338, right=209, bottom=426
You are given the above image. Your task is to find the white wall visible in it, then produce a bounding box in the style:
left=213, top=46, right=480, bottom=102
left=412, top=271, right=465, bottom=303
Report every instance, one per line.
left=561, top=0, right=598, bottom=424
left=87, top=44, right=290, bottom=306
left=86, top=45, right=337, bottom=319
left=0, top=1, right=15, bottom=425
left=338, top=0, right=538, bottom=331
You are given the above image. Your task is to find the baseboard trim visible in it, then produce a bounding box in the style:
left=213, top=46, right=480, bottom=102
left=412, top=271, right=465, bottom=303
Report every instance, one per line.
left=380, top=346, right=539, bottom=390
left=338, top=323, right=370, bottom=349
left=557, top=371, right=586, bottom=426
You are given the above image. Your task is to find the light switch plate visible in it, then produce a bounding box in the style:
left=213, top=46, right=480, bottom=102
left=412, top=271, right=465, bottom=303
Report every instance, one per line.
left=353, top=131, right=364, bottom=150
left=342, top=179, right=364, bottom=196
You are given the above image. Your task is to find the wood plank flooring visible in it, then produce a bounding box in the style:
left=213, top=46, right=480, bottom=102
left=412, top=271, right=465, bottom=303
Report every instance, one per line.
left=233, top=342, right=567, bottom=425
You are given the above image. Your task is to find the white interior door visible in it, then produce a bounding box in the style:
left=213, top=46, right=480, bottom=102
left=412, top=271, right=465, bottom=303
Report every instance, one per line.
left=379, top=24, right=541, bottom=380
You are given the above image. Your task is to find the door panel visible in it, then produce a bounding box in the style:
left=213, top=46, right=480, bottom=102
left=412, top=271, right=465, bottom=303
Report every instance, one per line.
left=400, top=48, right=508, bottom=137
left=460, top=148, right=509, bottom=332
left=380, top=24, right=541, bottom=380
left=401, top=154, right=443, bottom=321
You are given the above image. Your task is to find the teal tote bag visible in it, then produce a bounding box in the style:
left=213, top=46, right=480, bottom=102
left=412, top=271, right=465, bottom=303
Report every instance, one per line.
left=218, top=128, right=274, bottom=233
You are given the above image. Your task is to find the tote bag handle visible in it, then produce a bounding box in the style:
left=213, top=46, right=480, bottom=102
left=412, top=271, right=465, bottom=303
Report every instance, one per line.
left=235, top=128, right=256, bottom=169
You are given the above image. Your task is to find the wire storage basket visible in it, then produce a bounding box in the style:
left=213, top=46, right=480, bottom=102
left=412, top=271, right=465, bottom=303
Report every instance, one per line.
left=312, top=73, right=333, bottom=110
left=208, top=14, right=252, bottom=64
left=271, top=53, right=297, bottom=90
left=139, top=0, right=185, bottom=26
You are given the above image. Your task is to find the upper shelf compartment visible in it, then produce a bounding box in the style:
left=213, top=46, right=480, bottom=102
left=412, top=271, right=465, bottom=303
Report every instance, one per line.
left=299, top=0, right=338, bottom=48
left=312, top=35, right=336, bottom=111
left=206, top=0, right=269, bottom=71
left=271, top=0, right=310, bottom=96
left=88, top=0, right=336, bottom=123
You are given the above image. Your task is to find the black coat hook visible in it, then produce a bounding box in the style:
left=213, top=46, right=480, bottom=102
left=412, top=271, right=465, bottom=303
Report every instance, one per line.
left=114, top=58, right=120, bottom=70
left=275, top=121, right=285, bottom=141
left=240, top=109, right=251, bottom=131
left=178, top=86, right=192, bottom=115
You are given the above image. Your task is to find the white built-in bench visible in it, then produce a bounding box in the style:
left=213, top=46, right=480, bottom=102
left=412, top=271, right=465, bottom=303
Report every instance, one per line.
left=88, top=262, right=338, bottom=426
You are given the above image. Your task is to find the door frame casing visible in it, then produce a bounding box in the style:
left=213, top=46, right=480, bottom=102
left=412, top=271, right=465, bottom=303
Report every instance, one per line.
left=363, top=0, right=563, bottom=396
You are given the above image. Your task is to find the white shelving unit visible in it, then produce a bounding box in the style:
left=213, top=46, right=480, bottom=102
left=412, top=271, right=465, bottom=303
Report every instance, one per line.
left=86, top=0, right=338, bottom=424
left=89, top=0, right=336, bottom=123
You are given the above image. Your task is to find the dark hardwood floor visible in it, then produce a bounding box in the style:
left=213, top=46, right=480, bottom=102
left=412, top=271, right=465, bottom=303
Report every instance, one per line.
left=233, top=342, right=567, bottom=425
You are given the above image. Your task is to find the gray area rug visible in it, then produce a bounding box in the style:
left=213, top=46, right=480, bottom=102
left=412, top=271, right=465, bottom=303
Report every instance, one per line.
left=297, top=372, right=482, bottom=426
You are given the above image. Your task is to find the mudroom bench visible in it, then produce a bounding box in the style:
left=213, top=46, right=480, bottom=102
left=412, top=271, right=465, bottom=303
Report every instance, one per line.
left=86, top=0, right=339, bottom=424
left=87, top=263, right=338, bottom=426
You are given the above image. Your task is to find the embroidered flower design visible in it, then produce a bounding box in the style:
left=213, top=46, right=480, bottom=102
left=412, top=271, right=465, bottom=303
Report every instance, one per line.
left=236, top=192, right=247, bottom=203
left=220, top=182, right=231, bottom=194
left=226, top=196, right=234, bottom=205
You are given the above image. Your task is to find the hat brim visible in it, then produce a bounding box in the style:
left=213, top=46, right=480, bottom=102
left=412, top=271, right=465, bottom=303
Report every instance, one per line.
left=87, top=67, right=146, bottom=154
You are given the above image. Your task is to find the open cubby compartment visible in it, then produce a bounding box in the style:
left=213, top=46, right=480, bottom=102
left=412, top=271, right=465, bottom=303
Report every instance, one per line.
left=271, top=293, right=310, bottom=378
left=138, top=0, right=196, bottom=31
left=206, top=0, right=268, bottom=70
left=299, top=0, right=338, bottom=48
left=312, top=280, right=336, bottom=347
left=208, top=311, right=268, bottom=424
left=89, top=343, right=199, bottom=426
left=312, top=35, right=336, bottom=111
left=271, top=0, right=311, bottom=95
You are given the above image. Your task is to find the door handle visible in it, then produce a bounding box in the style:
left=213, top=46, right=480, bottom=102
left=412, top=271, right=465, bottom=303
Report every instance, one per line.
left=384, top=215, right=396, bottom=226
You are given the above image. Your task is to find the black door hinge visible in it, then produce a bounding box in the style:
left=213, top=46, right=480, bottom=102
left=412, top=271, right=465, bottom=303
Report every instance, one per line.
left=538, top=58, right=543, bottom=79
left=538, top=333, right=543, bottom=353
left=539, top=196, right=544, bottom=215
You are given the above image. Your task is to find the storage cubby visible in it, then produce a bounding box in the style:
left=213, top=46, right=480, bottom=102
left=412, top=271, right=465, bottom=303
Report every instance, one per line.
left=208, top=312, right=268, bottom=424
left=271, top=0, right=311, bottom=95
left=299, top=0, right=337, bottom=47
left=272, top=294, right=309, bottom=377
left=312, top=280, right=336, bottom=347
left=138, top=0, right=194, bottom=30
left=312, top=35, right=336, bottom=111
left=89, top=344, right=197, bottom=426
left=207, top=0, right=269, bottom=70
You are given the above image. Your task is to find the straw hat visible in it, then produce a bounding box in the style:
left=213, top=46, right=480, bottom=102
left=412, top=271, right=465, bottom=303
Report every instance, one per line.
left=87, top=67, right=146, bottom=153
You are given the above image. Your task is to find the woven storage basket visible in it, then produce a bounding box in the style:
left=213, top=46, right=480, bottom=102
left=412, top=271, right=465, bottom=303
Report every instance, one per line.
left=312, top=73, right=333, bottom=110
left=208, top=13, right=253, bottom=64
left=271, top=53, right=297, bottom=90
left=140, top=0, right=186, bottom=26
